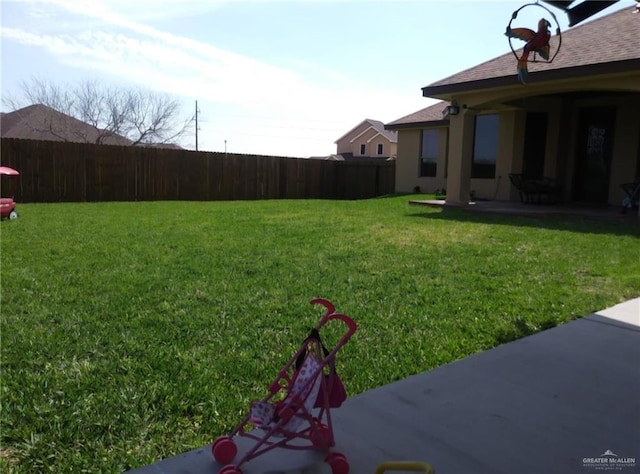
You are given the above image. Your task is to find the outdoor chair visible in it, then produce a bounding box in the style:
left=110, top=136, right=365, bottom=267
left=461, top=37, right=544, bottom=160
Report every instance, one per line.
left=621, top=181, right=640, bottom=213
left=509, top=173, right=562, bottom=205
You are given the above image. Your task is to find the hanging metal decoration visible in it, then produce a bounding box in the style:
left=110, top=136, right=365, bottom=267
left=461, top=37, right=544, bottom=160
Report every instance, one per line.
left=505, top=2, right=562, bottom=84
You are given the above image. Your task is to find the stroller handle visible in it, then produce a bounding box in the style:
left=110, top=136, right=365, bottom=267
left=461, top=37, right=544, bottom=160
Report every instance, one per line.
left=310, top=298, right=335, bottom=315
left=325, top=313, right=357, bottom=338
left=310, top=298, right=357, bottom=340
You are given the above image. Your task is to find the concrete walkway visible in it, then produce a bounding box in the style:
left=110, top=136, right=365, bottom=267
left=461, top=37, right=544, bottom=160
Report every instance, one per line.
left=127, top=298, right=640, bottom=474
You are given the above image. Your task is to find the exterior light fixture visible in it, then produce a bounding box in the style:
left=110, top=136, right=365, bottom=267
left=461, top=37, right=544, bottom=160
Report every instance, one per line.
left=442, top=103, right=460, bottom=118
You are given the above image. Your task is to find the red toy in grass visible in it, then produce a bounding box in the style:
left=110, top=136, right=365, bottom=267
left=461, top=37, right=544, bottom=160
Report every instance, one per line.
left=212, top=298, right=357, bottom=474
left=0, top=166, right=20, bottom=220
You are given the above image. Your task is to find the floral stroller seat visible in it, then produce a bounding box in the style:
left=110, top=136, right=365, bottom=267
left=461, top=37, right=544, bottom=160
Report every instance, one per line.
left=249, top=353, right=323, bottom=434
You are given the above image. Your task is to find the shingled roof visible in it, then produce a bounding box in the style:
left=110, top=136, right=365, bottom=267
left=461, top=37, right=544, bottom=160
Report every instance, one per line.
left=385, top=101, right=450, bottom=130
left=334, top=118, right=397, bottom=144
left=0, top=104, right=132, bottom=145
left=422, top=6, right=640, bottom=97
left=367, top=119, right=398, bottom=142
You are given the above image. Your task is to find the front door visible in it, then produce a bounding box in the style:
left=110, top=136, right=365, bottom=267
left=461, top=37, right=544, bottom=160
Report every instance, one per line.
left=573, top=106, right=616, bottom=203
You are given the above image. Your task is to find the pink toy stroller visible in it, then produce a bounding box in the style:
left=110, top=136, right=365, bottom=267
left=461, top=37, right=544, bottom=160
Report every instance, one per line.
left=212, top=298, right=357, bottom=474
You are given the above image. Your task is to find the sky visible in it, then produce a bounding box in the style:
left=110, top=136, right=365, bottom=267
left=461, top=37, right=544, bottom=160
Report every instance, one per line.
left=0, top=0, right=634, bottom=157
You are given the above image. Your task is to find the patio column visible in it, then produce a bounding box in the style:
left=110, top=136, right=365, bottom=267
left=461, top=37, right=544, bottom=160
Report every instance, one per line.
left=445, top=109, right=475, bottom=206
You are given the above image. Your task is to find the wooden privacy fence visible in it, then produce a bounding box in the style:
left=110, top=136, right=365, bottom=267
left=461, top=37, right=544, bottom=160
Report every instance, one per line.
left=0, top=138, right=395, bottom=202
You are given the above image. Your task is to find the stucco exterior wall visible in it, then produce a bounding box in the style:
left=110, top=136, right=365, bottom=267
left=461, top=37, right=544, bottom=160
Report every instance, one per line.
left=395, top=129, right=420, bottom=192
left=366, top=135, right=396, bottom=158
left=336, top=123, right=371, bottom=155
left=352, top=128, right=377, bottom=157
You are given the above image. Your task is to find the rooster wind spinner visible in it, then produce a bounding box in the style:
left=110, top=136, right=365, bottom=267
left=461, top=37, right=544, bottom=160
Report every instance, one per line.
left=505, top=2, right=562, bottom=83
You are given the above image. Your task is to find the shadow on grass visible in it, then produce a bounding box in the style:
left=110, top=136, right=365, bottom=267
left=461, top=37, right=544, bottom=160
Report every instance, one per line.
left=407, top=206, right=640, bottom=237
left=494, top=316, right=561, bottom=345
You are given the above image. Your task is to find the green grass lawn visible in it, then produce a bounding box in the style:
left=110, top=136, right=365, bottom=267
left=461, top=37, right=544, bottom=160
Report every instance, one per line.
left=1, top=196, right=639, bottom=473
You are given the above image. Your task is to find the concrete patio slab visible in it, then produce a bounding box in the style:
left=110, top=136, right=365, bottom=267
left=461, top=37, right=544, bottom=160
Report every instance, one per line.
left=408, top=199, right=640, bottom=220
left=126, top=298, right=640, bottom=474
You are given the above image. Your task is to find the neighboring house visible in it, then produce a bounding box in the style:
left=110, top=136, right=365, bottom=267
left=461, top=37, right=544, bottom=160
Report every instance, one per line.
left=335, top=119, right=397, bottom=160
left=386, top=6, right=639, bottom=208
left=0, top=104, right=183, bottom=149
left=0, top=104, right=132, bottom=146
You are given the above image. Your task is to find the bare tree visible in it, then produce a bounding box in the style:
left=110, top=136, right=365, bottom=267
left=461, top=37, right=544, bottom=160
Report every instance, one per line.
left=3, top=78, right=194, bottom=146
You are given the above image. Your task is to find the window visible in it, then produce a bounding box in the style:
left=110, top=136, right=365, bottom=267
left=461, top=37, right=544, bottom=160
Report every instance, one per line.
left=472, top=114, right=499, bottom=179
left=377, top=143, right=384, bottom=155
left=360, top=144, right=366, bottom=155
left=419, top=129, right=438, bottom=177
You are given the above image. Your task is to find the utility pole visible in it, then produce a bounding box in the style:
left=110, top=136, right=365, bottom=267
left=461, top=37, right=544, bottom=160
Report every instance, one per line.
left=195, top=100, right=200, bottom=151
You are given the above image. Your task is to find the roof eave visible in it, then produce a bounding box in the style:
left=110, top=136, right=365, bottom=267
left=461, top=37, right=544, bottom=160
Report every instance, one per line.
left=333, top=119, right=369, bottom=144
left=385, top=120, right=449, bottom=131
left=422, top=58, right=640, bottom=99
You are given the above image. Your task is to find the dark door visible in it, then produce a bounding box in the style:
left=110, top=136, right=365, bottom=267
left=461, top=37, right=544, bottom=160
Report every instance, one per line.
left=523, top=112, right=548, bottom=179
left=573, top=106, right=616, bottom=203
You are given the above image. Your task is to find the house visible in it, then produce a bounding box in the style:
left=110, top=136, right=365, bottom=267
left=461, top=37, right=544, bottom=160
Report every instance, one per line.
left=0, top=104, right=183, bottom=149
left=0, top=104, right=132, bottom=146
left=386, top=6, right=639, bottom=209
left=334, top=119, right=398, bottom=160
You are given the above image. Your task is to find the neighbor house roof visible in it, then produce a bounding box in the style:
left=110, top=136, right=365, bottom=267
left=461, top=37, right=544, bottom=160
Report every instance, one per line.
left=308, top=154, right=346, bottom=161
left=334, top=118, right=398, bottom=144
left=422, top=6, right=640, bottom=98
left=141, top=142, right=184, bottom=150
left=385, top=101, right=450, bottom=130
left=0, top=104, right=132, bottom=145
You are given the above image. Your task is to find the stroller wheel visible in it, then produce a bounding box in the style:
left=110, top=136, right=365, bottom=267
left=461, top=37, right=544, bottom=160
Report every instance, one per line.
left=212, top=436, right=237, bottom=464
left=219, top=464, right=242, bottom=474
left=325, top=452, right=349, bottom=474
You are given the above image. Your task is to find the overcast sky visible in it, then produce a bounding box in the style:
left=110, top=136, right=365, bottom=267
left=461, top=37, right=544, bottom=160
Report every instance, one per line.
left=1, top=0, right=633, bottom=157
